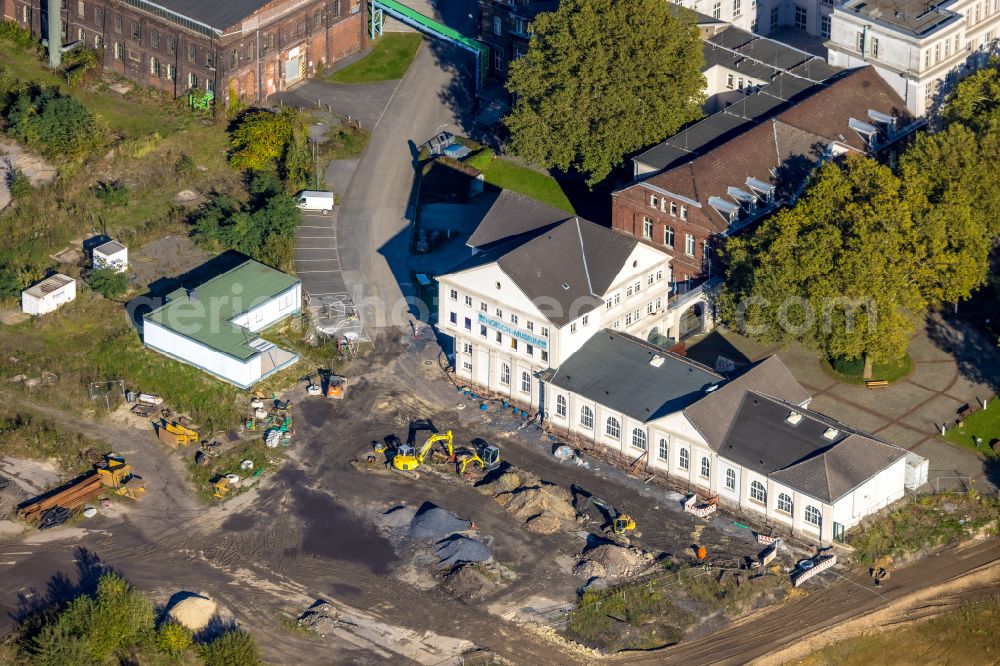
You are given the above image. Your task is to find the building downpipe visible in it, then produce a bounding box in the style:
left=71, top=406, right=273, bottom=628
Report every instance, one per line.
left=47, top=0, right=61, bottom=68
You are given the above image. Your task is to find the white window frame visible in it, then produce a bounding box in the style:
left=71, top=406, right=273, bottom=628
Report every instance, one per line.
left=658, top=437, right=668, bottom=461
left=580, top=406, right=594, bottom=429
left=700, top=456, right=710, bottom=479
left=555, top=394, right=567, bottom=418
left=679, top=447, right=689, bottom=470
left=493, top=15, right=502, bottom=35
left=500, top=362, right=510, bottom=386
left=606, top=417, right=621, bottom=440
left=777, top=492, right=793, bottom=514
left=520, top=371, right=530, bottom=394
left=632, top=428, right=647, bottom=450
left=750, top=480, right=767, bottom=504
left=725, top=468, right=736, bottom=491
left=805, top=505, right=822, bottom=527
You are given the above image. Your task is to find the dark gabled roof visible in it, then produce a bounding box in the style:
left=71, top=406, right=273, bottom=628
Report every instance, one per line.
left=720, top=392, right=907, bottom=503
left=467, top=190, right=573, bottom=249
left=150, top=0, right=271, bottom=32
left=631, top=64, right=907, bottom=175
left=549, top=331, right=724, bottom=423
left=684, top=355, right=811, bottom=447
left=445, top=217, right=639, bottom=327
left=496, top=218, right=637, bottom=327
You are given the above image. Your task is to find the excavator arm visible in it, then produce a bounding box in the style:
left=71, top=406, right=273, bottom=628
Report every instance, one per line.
left=417, top=430, right=454, bottom=462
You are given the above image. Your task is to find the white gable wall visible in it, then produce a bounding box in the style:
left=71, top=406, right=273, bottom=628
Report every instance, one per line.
left=143, top=319, right=257, bottom=389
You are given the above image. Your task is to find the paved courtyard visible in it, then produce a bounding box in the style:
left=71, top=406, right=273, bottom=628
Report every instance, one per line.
left=686, top=313, right=1000, bottom=493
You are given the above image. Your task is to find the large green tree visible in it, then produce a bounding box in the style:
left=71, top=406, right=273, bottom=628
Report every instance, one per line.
left=719, top=156, right=990, bottom=377
left=504, top=0, right=704, bottom=187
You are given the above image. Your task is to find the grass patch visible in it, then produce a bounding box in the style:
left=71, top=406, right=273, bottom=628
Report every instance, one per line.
left=188, top=438, right=275, bottom=503
left=848, top=492, right=1000, bottom=564
left=480, top=158, right=574, bottom=213
left=945, top=396, right=1000, bottom=455
left=797, top=596, right=1000, bottom=666
left=327, top=33, right=422, bottom=83
left=821, top=354, right=912, bottom=385
left=0, top=406, right=97, bottom=474
left=0, top=294, right=245, bottom=429
left=565, top=582, right=692, bottom=652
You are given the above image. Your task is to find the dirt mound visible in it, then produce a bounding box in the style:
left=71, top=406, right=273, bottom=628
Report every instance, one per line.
left=475, top=470, right=524, bottom=496
left=436, top=535, right=491, bottom=567
left=375, top=505, right=417, bottom=530
left=166, top=593, right=216, bottom=631
left=441, top=564, right=506, bottom=601
left=494, top=482, right=578, bottom=533
left=573, top=560, right=607, bottom=580
left=578, top=544, right=653, bottom=580
left=409, top=503, right=471, bottom=541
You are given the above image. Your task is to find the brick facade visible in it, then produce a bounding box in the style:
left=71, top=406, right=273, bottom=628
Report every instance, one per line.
left=479, top=0, right=554, bottom=79
left=611, top=185, right=714, bottom=284
left=5, top=0, right=366, bottom=104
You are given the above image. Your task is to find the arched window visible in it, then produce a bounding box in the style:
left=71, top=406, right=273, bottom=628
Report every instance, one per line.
left=520, top=371, right=530, bottom=393
left=679, top=447, right=689, bottom=470
left=606, top=417, right=621, bottom=439
left=805, top=505, right=822, bottom=527
left=700, top=456, right=710, bottom=478
left=580, top=406, right=593, bottom=429
left=658, top=438, right=669, bottom=461
left=777, top=492, right=793, bottom=514
left=750, top=480, right=766, bottom=504
left=555, top=394, right=567, bottom=418
left=499, top=363, right=510, bottom=386
left=632, top=428, right=647, bottom=450
left=725, top=468, right=736, bottom=490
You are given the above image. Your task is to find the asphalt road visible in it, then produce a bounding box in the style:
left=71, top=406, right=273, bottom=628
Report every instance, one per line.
left=335, top=41, right=470, bottom=333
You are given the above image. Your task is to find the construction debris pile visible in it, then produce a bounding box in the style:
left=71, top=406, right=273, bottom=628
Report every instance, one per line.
left=297, top=601, right=353, bottom=636
left=408, top=504, right=472, bottom=541
left=574, top=544, right=655, bottom=581
left=436, top=535, right=491, bottom=567
left=475, top=468, right=579, bottom=535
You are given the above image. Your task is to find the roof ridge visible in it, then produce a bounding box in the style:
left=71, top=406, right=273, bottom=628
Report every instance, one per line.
left=575, top=218, right=598, bottom=297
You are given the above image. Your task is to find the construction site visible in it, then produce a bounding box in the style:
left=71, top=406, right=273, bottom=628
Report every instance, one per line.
left=1, top=326, right=999, bottom=664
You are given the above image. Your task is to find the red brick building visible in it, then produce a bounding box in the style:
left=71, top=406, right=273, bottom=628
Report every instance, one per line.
left=3, top=0, right=367, bottom=104
left=612, top=66, right=915, bottom=285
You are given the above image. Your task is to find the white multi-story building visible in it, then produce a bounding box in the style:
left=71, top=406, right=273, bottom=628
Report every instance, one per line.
left=436, top=192, right=701, bottom=411
left=827, top=0, right=1000, bottom=115
left=545, top=332, right=929, bottom=545
left=678, top=0, right=836, bottom=40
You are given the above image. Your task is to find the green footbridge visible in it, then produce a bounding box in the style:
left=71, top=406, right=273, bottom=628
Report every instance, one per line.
left=369, top=0, right=488, bottom=90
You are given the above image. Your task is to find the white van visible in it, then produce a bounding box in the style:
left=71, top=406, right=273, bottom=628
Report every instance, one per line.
left=295, top=190, right=335, bottom=214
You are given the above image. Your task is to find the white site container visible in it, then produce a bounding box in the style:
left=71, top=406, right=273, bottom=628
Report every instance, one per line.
left=93, top=239, right=128, bottom=273
left=21, top=274, right=76, bottom=315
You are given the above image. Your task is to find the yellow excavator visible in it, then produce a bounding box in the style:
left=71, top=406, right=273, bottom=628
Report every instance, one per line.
left=456, top=439, right=501, bottom=475
left=391, top=430, right=454, bottom=479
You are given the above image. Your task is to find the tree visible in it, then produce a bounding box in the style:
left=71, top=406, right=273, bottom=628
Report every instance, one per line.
left=7, top=167, right=32, bottom=198
left=941, top=57, right=1000, bottom=133
left=86, top=267, right=129, bottom=299
left=229, top=108, right=296, bottom=172
left=719, top=156, right=990, bottom=377
left=6, top=85, right=99, bottom=157
left=504, top=0, right=704, bottom=187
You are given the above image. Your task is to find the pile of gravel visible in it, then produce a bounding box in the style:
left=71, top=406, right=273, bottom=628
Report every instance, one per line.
left=374, top=505, right=418, bottom=530
left=577, top=544, right=653, bottom=580
left=166, top=593, right=217, bottom=632
left=409, top=503, right=471, bottom=541
left=436, top=535, right=491, bottom=567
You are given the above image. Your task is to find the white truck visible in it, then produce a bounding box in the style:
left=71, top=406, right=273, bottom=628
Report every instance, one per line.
left=295, top=190, right=335, bottom=214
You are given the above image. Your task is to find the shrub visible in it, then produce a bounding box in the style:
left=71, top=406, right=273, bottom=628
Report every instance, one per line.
left=7, top=168, right=32, bottom=198
left=96, top=180, right=130, bottom=207
left=0, top=20, right=35, bottom=49
left=86, top=267, right=129, bottom=298
left=155, top=622, right=192, bottom=656
left=200, top=630, right=262, bottom=666
left=175, top=153, right=195, bottom=175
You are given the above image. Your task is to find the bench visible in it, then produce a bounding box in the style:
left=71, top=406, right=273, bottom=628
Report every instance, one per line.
left=866, top=380, right=889, bottom=389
